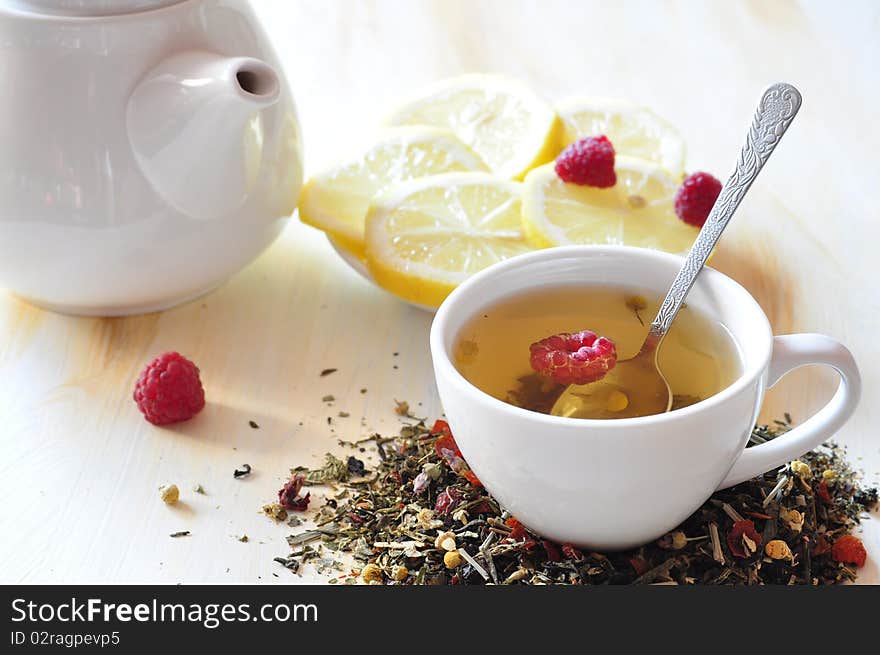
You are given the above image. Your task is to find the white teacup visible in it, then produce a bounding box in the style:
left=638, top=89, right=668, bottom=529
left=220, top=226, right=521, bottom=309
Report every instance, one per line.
left=430, top=246, right=861, bottom=549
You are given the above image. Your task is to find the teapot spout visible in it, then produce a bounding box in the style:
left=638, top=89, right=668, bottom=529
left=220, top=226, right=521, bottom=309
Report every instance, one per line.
left=127, top=51, right=281, bottom=219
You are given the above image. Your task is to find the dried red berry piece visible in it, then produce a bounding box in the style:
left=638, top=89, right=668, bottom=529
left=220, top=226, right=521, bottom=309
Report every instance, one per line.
left=278, top=473, right=310, bottom=511
left=674, top=171, right=722, bottom=227
left=461, top=470, right=482, bottom=486
left=431, top=419, right=452, bottom=437
left=434, top=425, right=482, bottom=487
left=468, top=499, right=495, bottom=515
left=726, top=520, right=763, bottom=558
left=542, top=540, right=562, bottom=562
left=434, top=486, right=464, bottom=515
left=629, top=556, right=650, bottom=576
left=816, top=479, right=832, bottom=503
left=555, top=135, right=617, bottom=187
left=505, top=517, right=527, bottom=541
left=561, top=543, right=584, bottom=562
left=503, top=518, right=536, bottom=549
left=133, top=351, right=206, bottom=425
left=529, top=330, right=617, bottom=385
left=831, top=534, right=867, bottom=567
left=812, top=535, right=831, bottom=557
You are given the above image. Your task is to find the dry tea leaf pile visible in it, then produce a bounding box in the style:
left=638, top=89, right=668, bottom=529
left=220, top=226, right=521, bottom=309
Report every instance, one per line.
left=268, top=415, right=876, bottom=585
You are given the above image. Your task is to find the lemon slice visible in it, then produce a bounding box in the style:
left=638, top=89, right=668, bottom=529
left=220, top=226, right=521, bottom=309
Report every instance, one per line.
left=521, top=157, right=698, bottom=254
left=384, top=74, right=560, bottom=180
left=556, top=97, right=686, bottom=177
left=298, top=127, right=487, bottom=257
left=365, top=173, right=534, bottom=307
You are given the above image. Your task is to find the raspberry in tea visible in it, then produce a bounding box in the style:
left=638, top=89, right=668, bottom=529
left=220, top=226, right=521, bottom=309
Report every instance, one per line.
left=453, top=285, right=742, bottom=419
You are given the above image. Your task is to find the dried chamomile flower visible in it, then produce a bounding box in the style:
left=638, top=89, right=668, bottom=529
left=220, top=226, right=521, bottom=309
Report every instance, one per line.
left=262, top=502, right=288, bottom=522
left=657, top=530, right=687, bottom=550
left=361, top=563, right=384, bottom=583
left=443, top=551, right=462, bottom=569
left=417, top=508, right=443, bottom=530
left=790, top=460, right=811, bottom=480
left=402, top=541, right=423, bottom=559
left=765, top=539, right=794, bottom=561
left=779, top=507, right=805, bottom=533
left=159, top=484, right=179, bottom=505
left=392, top=565, right=409, bottom=582
left=435, top=531, right=457, bottom=552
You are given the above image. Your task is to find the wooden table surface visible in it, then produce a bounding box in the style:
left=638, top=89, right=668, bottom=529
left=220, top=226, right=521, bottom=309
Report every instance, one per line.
left=1, top=0, right=877, bottom=584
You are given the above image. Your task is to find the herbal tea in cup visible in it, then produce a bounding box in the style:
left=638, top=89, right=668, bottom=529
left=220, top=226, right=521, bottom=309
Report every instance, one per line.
left=431, top=246, right=860, bottom=548
left=453, top=285, right=742, bottom=419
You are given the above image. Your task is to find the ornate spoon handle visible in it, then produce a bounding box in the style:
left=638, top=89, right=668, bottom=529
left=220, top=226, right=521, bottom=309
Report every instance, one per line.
left=641, top=82, right=802, bottom=352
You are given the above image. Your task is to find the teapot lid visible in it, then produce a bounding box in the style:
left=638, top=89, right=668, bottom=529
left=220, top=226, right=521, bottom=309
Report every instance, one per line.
left=2, top=0, right=187, bottom=16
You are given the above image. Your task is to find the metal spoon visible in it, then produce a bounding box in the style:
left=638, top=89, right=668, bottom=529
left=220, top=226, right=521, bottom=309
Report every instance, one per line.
left=551, top=82, right=802, bottom=419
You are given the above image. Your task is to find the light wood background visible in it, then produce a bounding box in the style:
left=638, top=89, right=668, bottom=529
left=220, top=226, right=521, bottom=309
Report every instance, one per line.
left=1, top=0, right=877, bottom=584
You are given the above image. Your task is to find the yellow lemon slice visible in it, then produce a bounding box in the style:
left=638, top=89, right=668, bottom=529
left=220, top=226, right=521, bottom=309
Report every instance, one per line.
left=556, top=97, right=686, bottom=177
left=384, top=74, right=561, bottom=180
left=298, top=127, right=487, bottom=257
left=365, top=172, right=534, bottom=307
left=521, top=157, right=698, bottom=254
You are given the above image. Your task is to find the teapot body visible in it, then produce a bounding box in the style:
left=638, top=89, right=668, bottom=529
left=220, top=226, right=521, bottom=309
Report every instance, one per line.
left=0, top=0, right=302, bottom=315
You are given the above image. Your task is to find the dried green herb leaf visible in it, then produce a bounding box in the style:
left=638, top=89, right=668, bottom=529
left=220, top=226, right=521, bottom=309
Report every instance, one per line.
left=295, top=453, right=349, bottom=485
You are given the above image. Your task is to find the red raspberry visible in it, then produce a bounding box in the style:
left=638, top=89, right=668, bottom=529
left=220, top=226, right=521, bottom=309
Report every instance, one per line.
left=529, top=330, right=617, bottom=385
left=133, top=352, right=205, bottom=425
left=831, top=534, right=867, bottom=568
left=674, top=172, right=722, bottom=227
left=555, top=135, right=616, bottom=187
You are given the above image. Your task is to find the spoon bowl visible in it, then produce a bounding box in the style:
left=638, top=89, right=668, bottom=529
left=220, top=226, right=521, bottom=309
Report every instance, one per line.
left=551, top=349, right=671, bottom=419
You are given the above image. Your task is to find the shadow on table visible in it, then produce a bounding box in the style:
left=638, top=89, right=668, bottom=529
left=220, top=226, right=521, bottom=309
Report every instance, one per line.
left=710, top=237, right=796, bottom=335
left=710, top=235, right=837, bottom=426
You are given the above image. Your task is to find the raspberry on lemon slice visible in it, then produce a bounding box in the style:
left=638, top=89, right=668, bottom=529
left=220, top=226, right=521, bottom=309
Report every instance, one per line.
left=674, top=171, right=722, bottom=227
left=555, top=97, right=686, bottom=177
left=555, top=135, right=617, bottom=187
left=364, top=172, right=534, bottom=308
left=298, top=127, right=486, bottom=257
left=384, top=74, right=561, bottom=180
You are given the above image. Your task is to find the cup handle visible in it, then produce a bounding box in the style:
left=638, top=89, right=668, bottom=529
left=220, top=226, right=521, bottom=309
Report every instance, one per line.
left=717, top=334, right=861, bottom=489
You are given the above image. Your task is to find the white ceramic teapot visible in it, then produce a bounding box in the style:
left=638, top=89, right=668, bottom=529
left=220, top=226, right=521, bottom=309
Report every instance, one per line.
left=0, top=0, right=303, bottom=315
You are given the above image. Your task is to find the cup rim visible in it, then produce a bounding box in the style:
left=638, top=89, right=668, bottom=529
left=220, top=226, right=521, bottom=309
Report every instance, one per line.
left=430, top=245, right=773, bottom=429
